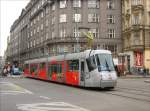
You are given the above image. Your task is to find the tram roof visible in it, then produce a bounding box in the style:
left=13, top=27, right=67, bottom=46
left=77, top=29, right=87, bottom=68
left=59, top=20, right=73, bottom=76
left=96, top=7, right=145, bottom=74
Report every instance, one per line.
left=25, top=49, right=111, bottom=63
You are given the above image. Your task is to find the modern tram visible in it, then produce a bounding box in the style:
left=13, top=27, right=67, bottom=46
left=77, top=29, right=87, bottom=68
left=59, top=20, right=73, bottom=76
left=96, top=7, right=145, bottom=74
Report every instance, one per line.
left=24, top=49, right=117, bottom=88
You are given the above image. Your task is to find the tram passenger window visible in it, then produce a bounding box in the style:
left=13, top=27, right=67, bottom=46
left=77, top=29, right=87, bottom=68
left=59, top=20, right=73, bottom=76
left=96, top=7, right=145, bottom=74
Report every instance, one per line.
left=24, top=64, right=29, bottom=71
left=86, top=55, right=96, bottom=72
left=68, top=60, right=79, bottom=71
left=57, top=64, right=62, bottom=73
left=30, top=64, right=38, bottom=74
left=48, top=65, right=52, bottom=77
left=40, top=62, right=45, bottom=69
left=25, top=64, right=29, bottom=69
left=51, top=64, right=57, bottom=73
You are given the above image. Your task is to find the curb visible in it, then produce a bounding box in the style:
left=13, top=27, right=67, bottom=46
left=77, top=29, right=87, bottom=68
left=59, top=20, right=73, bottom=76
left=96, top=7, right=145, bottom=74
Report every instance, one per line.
left=144, top=80, right=150, bottom=83
left=119, top=76, right=150, bottom=79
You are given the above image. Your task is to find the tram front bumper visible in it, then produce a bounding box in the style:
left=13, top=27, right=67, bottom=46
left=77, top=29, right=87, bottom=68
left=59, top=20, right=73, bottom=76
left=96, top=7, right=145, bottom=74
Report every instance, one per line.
left=100, top=80, right=117, bottom=88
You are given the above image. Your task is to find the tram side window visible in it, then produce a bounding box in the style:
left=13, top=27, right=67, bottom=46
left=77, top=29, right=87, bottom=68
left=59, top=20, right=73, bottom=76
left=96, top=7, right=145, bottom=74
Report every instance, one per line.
left=48, top=64, right=52, bottom=77
left=86, top=55, right=96, bottom=72
left=57, top=64, right=62, bottom=74
left=50, top=64, right=62, bottom=74
left=24, top=64, right=29, bottom=70
left=30, top=64, right=38, bottom=74
left=51, top=64, right=57, bottom=74
left=68, top=60, right=79, bottom=72
left=40, top=62, right=45, bottom=69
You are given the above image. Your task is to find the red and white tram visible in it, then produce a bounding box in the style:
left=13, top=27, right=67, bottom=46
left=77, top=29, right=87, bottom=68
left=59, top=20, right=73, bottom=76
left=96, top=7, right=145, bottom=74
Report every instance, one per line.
left=24, top=50, right=117, bottom=88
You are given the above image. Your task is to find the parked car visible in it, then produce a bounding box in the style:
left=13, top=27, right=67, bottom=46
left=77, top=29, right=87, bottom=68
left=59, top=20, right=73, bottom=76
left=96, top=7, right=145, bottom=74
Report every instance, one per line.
left=13, top=67, right=21, bottom=75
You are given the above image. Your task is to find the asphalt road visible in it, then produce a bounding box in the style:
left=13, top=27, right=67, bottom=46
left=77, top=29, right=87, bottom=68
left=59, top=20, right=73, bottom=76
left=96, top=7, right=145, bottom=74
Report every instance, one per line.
left=0, top=77, right=150, bottom=111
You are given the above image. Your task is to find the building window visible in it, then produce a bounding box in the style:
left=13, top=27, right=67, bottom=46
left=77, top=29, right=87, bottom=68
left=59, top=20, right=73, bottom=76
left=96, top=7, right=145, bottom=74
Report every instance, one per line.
left=59, top=28, right=66, bottom=38
left=27, top=33, right=30, bottom=38
left=31, top=31, right=33, bottom=37
left=60, top=0, right=67, bottom=8
left=37, top=15, right=40, bottom=21
left=107, top=15, right=115, bottom=24
left=52, top=16, right=55, bottom=24
left=88, top=0, right=99, bottom=8
left=52, top=4, right=55, bottom=10
left=33, top=40, right=35, bottom=47
left=34, top=19, right=36, bottom=24
left=28, top=42, right=30, bottom=48
left=41, top=12, right=44, bottom=18
left=46, top=33, right=49, bottom=40
left=73, top=14, right=81, bottom=22
left=30, top=41, right=32, bottom=48
left=132, top=15, right=140, bottom=25
left=73, top=0, right=81, bottom=7
left=46, top=19, right=48, bottom=26
left=46, top=6, right=49, bottom=14
left=31, top=21, right=33, bottom=26
left=88, top=13, right=99, bottom=22
left=37, top=39, right=39, bottom=44
left=107, top=0, right=114, bottom=9
left=41, top=37, right=43, bottom=43
left=41, top=24, right=43, bottom=30
left=73, top=28, right=80, bottom=37
left=108, top=29, right=115, bottom=38
left=52, top=31, right=55, bottom=39
left=103, top=44, right=117, bottom=55
left=34, top=29, right=36, bottom=35
left=37, top=26, right=39, bottom=32
left=59, top=14, right=67, bottom=23
left=132, top=0, right=142, bottom=5
left=90, top=28, right=99, bottom=38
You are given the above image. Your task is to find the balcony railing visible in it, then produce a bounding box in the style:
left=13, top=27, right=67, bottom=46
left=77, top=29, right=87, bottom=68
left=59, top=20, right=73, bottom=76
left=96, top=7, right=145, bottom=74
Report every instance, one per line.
left=131, top=0, right=144, bottom=11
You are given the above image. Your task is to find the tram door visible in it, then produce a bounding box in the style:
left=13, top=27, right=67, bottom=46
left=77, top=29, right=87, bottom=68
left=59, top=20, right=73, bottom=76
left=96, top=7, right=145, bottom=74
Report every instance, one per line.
left=80, top=60, right=85, bottom=86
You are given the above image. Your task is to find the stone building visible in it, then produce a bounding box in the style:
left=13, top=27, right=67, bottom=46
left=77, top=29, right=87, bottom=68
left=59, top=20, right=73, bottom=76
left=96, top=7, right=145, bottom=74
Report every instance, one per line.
left=122, top=0, right=150, bottom=71
left=8, top=0, right=122, bottom=63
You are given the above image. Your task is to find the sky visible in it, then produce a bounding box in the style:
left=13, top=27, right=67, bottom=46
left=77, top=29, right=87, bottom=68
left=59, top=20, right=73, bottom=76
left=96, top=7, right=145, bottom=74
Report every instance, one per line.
left=0, top=0, right=29, bottom=56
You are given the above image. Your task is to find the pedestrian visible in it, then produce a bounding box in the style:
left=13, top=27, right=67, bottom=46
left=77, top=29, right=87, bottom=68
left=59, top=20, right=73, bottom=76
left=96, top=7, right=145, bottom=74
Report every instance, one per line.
left=3, top=66, right=7, bottom=77
left=143, top=67, right=146, bottom=77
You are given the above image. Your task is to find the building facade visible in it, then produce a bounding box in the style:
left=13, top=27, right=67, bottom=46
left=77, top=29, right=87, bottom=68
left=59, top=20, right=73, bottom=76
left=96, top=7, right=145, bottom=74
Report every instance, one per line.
left=7, top=0, right=122, bottom=64
left=122, top=0, right=150, bottom=71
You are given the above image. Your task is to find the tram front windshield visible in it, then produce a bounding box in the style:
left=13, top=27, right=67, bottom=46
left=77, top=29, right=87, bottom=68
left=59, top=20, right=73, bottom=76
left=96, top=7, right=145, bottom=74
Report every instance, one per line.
left=95, top=54, right=115, bottom=72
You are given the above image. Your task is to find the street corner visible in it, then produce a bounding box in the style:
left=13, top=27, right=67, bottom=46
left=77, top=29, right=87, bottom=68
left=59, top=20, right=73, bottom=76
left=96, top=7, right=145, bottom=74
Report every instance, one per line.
left=0, top=82, right=33, bottom=95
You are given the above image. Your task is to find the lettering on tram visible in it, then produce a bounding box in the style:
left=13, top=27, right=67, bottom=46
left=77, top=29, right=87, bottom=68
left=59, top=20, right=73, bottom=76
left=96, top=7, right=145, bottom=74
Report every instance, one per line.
left=24, top=50, right=117, bottom=89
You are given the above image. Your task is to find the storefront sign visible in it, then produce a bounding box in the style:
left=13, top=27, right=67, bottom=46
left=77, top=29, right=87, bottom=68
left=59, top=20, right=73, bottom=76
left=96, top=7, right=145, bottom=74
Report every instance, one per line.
left=135, top=52, right=143, bottom=67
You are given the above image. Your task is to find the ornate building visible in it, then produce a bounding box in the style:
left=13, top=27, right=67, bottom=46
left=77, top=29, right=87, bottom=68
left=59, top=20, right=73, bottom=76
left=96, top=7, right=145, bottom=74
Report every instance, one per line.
left=7, top=0, right=122, bottom=64
left=122, top=0, right=150, bottom=70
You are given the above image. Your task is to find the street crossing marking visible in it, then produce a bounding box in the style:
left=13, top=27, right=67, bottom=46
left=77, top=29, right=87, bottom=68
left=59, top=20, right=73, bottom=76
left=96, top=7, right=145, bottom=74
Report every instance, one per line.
left=0, top=82, right=33, bottom=95
left=39, top=96, right=51, bottom=100
left=17, top=102, right=90, bottom=111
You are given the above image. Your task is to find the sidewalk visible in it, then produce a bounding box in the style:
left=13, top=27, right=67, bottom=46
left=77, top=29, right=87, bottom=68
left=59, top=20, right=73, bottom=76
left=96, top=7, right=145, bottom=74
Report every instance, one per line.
left=119, top=74, right=150, bottom=79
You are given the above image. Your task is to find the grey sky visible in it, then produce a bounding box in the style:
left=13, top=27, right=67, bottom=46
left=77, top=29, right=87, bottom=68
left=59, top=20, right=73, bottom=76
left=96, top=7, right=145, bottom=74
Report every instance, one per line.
left=0, top=0, right=29, bottom=56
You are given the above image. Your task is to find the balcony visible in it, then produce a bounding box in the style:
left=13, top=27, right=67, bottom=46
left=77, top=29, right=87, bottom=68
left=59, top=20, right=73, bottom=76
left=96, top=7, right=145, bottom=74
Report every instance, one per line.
left=131, top=3, right=144, bottom=12
left=130, top=44, right=144, bottom=51
left=131, top=24, right=144, bottom=31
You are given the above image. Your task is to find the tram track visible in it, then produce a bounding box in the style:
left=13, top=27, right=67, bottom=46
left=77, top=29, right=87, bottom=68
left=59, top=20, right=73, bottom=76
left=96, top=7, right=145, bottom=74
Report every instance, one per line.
left=104, top=87, right=150, bottom=103
left=116, top=87, right=150, bottom=97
